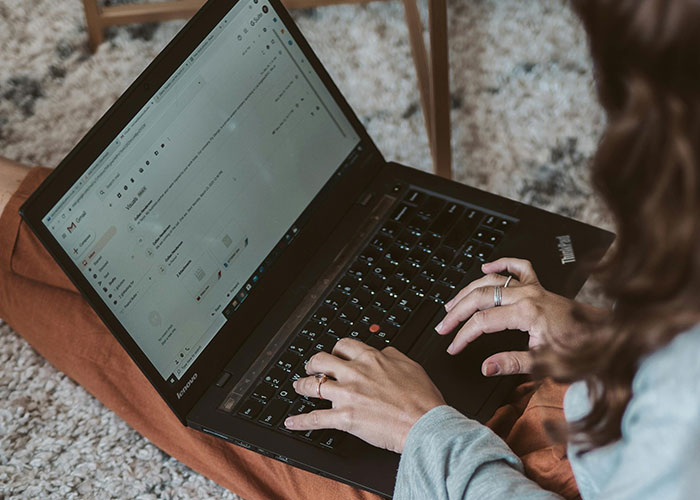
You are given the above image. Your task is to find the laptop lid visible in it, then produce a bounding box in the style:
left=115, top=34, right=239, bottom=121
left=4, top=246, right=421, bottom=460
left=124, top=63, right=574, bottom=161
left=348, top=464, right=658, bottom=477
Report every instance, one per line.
left=20, top=0, right=386, bottom=422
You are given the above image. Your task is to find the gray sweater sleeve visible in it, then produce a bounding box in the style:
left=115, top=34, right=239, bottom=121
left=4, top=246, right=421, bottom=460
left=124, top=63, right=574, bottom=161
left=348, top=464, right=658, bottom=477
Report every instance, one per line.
left=394, top=405, right=563, bottom=500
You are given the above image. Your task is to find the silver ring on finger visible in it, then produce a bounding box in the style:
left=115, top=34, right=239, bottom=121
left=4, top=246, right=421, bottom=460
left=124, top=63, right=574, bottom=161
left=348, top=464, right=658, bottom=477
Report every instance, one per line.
left=504, top=276, right=513, bottom=288
left=494, top=286, right=503, bottom=307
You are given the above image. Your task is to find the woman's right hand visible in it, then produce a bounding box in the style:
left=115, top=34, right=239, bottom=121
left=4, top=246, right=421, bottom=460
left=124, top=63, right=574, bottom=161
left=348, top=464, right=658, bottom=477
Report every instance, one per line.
left=435, top=257, right=608, bottom=376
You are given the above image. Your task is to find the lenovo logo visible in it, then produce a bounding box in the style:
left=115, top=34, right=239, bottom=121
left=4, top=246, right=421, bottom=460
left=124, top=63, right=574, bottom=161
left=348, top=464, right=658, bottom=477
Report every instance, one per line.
left=176, top=372, right=198, bottom=400
left=556, top=235, right=576, bottom=264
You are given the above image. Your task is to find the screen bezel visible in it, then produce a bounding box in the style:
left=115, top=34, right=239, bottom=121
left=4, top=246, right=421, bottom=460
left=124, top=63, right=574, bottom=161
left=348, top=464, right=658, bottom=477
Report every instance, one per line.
left=19, top=0, right=385, bottom=422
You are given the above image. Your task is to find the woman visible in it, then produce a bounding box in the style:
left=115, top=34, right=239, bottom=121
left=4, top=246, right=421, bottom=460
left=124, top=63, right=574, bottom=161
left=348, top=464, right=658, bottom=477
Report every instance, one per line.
left=1, top=0, right=698, bottom=499
left=285, top=0, right=700, bottom=498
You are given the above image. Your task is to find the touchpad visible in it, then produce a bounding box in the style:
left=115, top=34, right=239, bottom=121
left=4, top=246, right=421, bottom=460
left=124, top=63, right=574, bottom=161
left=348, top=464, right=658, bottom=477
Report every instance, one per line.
left=411, top=328, right=528, bottom=420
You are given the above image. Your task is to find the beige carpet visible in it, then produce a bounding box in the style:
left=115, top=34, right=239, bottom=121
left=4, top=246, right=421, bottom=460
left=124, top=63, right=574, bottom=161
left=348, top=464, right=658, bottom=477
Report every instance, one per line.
left=0, top=0, right=610, bottom=498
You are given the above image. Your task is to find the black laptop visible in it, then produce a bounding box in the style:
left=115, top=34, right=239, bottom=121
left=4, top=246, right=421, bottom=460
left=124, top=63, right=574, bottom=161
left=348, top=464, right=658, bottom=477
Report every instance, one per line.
left=19, top=0, right=613, bottom=496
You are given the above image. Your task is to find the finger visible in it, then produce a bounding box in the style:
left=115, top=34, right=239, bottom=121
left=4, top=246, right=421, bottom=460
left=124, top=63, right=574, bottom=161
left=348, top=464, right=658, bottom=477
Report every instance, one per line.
left=481, top=258, right=538, bottom=284
left=305, top=351, right=350, bottom=380
left=447, top=303, right=531, bottom=354
left=284, top=409, right=338, bottom=431
left=293, top=376, right=344, bottom=400
left=444, top=273, right=512, bottom=312
left=437, top=285, right=528, bottom=336
left=332, top=337, right=374, bottom=360
left=481, top=351, right=533, bottom=376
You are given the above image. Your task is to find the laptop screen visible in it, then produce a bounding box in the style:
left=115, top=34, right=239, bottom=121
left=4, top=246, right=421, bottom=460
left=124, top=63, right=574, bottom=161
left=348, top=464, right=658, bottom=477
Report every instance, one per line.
left=41, top=0, right=360, bottom=383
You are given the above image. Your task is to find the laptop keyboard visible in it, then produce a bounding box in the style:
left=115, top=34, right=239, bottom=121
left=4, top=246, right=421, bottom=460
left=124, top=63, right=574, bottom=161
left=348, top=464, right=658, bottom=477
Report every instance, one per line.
left=230, top=188, right=515, bottom=450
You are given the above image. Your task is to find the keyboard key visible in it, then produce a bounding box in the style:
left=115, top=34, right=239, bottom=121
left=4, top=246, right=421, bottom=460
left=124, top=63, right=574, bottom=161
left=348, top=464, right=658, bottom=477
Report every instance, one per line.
left=337, top=274, right=360, bottom=294
left=318, top=430, right=344, bottom=449
left=476, top=244, right=493, bottom=262
left=349, top=287, right=373, bottom=308
left=371, top=233, right=392, bottom=250
left=404, top=190, right=425, bottom=205
left=372, top=290, right=395, bottom=310
left=418, top=196, right=445, bottom=218
left=326, top=319, right=349, bottom=338
left=444, top=209, right=482, bottom=248
left=277, top=381, right=297, bottom=403
left=348, top=259, right=372, bottom=279
left=483, top=214, right=498, bottom=227
left=408, top=248, right=430, bottom=266
left=239, top=399, right=264, bottom=419
left=290, top=399, right=316, bottom=416
left=359, top=306, right=385, bottom=325
left=433, top=246, right=456, bottom=266
left=371, top=261, right=397, bottom=278
left=487, top=231, right=502, bottom=245
left=253, top=383, right=276, bottom=402
left=277, top=351, right=300, bottom=372
left=398, top=290, right=421, bottom=310
left=324, top=290, right=348, bottom=310
left=407, top=215, right=430, bottom=234
left=366, top=335, right=389, bottom=350
left=387, top=305, right=410, bottom=326
left=418, top=233, right=441, bottom=252
left=313, top=334, right=338, bottom=353
left=392, top=204, right=415, bottom=224
left=430, top=203, right=464, bottom=235
left=396, top=230, right=419, bottom=248
left=300, top=321, right=324, bottom=341
left=377, top=321, right=399, bottom=340
left=383, top=275, right=407, bottom=296
left=463, top=243, right=478, bottom=259
left=346, top=326, right=371, bottom=342
left=429, top=282, right=455, bottom=303
left=381, top=221, right=401, bottom=238
left=423, top=261, right=444, bottom=280
left=473, top=227, right=490, bottom=242
left=259, top=399, right=291, bottom=426
left=395, top=261, right=420, bottom=281
left=359, top=246, right=382, bottom=264
left=441, top=268, right=465, bottom=288
left=452, top=254, right=474, bottom=272
left=363, top=272, right=385, bottom=291
left=338, top=304, right=361, bottom=322
left=410, top=275, right=434, bottom=296
left=497, top=218, right=512, bottom=231
left=313, top=305, right=336, bottom=325
left=263, top=368, right=287, bottom=388
left=384, top=245, right=408, bottom=264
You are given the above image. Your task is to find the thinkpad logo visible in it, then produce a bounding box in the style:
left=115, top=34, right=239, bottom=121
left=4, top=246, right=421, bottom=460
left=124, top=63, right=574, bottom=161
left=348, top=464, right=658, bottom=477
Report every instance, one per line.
left=176, top=373, right=198, bottom=400
left=556, top=235, right=576, bottom=264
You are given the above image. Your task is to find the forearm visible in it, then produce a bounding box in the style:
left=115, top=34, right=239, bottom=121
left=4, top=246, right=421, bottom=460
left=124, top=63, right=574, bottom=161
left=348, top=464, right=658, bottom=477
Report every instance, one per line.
left=394, top=406, right=564, bottom=500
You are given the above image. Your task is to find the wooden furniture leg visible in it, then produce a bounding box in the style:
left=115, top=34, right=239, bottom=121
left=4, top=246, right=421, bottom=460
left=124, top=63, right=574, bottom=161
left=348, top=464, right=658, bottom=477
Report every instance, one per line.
left=82, top=0, right=104, bottom=53
left=402, top=0, right=452, bottom=178
left=428, top=0, right=451, bottom=179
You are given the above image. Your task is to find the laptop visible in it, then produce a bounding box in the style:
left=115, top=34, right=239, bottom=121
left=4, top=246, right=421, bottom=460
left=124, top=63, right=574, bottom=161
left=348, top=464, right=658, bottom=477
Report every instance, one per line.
left=19, top=0, right=614, bottom=496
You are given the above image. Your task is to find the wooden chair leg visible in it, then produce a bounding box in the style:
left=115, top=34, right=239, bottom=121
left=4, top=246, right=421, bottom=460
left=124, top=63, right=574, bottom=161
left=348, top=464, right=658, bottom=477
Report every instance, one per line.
left=402, top=0, right=433, bottom=149
left=83, top=0, right=104, bottom=53
left=428, top=0, right=452, bottom=179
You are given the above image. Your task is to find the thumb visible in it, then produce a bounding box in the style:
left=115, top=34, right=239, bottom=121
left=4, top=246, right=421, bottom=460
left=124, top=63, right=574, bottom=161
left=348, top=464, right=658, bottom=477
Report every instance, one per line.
left=481, top=351, right=533, bottom=376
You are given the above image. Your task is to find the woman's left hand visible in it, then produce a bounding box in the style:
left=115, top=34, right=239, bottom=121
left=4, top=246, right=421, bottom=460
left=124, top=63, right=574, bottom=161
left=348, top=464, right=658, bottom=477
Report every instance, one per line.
left=284, top=338, right=445, bottom=454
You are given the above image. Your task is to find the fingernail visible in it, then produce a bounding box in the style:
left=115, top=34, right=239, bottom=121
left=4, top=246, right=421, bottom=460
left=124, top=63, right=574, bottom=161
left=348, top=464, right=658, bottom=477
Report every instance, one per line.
left=446, top=343, right=455, bottom=355
left=483, top=363, right=501, bottom=376
left=285, top=418, right=294, bottom=428
left=435, top=321, right=444, bottom=334
left=292, top=380, right=298, bottom=390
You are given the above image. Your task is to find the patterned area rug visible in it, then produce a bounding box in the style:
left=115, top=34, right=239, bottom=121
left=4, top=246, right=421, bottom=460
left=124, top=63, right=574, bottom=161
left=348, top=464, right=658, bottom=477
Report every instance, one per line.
left=0, top=0, right=611, bottom=498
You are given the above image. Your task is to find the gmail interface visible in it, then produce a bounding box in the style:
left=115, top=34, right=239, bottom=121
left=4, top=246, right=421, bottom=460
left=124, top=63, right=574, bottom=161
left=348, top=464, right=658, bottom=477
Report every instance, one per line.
left=43, top=0, right=360, bottom=382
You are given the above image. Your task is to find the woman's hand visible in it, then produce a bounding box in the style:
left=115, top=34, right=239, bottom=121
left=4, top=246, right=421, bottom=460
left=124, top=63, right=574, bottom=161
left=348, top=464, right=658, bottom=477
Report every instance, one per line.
left=284, top=338, right=445, bottom=454
left=436, top=257, right=607, bottom=376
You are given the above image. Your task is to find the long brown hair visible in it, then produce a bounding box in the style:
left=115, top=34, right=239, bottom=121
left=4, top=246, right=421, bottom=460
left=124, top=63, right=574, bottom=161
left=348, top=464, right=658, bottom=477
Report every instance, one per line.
left=534, top=0, right=700, bottom=451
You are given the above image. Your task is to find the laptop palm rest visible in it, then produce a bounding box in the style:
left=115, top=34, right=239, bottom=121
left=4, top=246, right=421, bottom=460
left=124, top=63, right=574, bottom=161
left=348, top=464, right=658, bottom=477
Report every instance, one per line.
left=408, top=319, right=529, bottom=421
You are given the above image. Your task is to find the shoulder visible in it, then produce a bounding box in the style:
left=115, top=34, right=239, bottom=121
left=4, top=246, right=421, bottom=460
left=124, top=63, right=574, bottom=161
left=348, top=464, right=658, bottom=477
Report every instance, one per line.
left=623, top=323, right=700, bottom=435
